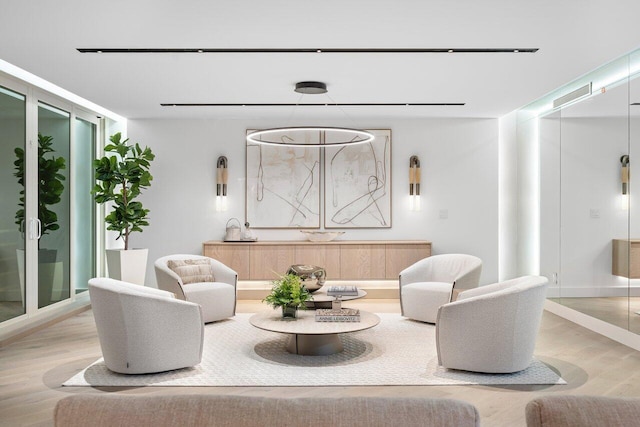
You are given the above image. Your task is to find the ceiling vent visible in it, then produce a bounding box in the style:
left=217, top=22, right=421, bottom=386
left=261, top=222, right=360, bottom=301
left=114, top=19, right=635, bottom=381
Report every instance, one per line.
left=553, top=83, right=592, bottom=109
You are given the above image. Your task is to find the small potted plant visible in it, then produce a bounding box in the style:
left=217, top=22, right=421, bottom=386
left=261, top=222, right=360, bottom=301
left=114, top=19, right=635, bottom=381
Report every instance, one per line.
left=92, top=132, right=154, bottom=284
left=263, top=273, right=313, bottom=318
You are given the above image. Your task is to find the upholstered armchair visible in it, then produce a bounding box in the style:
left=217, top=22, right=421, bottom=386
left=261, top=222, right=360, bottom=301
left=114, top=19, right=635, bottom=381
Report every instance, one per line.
left=154, top=254, right=237, bottom=323
left=88, top=277, right=204, bottom=374
left=399, top=254, right=482, bottom=323
left=436, top=275, right=549, bottom=373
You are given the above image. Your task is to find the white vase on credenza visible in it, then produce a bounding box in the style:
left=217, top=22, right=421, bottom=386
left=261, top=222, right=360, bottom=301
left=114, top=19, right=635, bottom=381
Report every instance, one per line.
left=105, top=248, right=148, bottom=286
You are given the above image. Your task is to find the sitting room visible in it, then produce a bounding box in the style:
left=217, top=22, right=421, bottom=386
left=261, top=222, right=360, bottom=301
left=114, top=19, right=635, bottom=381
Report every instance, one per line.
left=2, top=1, right=640, bottom=426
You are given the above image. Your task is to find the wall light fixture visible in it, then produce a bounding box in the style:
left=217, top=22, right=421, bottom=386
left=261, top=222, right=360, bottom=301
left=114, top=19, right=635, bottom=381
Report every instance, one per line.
left=621, top=154, right=630, bottom=210
left=409, top=155, right=421, bottom=211
left=216, top=156, right=228, bottom=212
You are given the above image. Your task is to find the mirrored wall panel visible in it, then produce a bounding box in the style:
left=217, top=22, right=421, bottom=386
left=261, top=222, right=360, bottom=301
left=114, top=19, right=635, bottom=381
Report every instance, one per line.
left=535, top=52, right=640, bottom=333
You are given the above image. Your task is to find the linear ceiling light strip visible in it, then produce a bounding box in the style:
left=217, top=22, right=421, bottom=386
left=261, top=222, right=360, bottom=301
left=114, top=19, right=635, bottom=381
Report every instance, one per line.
left=160, top=103, right=465, bottom=107
left=77, top=48, right=538, bottom=54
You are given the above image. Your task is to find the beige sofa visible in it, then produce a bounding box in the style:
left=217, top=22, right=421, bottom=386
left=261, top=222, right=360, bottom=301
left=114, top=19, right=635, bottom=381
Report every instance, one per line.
left=54, top=395, right=480, bottom=427
left=526, top=395, right=640, bottom=427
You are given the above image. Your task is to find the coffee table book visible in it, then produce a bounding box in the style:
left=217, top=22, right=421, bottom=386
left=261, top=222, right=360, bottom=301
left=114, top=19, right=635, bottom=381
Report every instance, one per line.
left=326, top=285, right=359, bottom=296
left=315, top=308, right=361, bottom=322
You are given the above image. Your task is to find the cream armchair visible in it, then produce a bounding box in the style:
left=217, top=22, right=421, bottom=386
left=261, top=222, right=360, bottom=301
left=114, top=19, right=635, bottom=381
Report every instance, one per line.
left=436, top=275, right=549, bottom=373
left=399, top=254, right=482, bottom=323
left=154, top=254, right=237, bottom=323
left=88, top=278, right=204, bottom=374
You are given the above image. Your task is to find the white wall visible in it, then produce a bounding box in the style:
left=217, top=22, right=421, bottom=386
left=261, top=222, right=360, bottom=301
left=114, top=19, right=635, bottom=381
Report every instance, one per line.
left=128, top=117, right=499, bottom=287
left=498, top=111, right=518, bottom=281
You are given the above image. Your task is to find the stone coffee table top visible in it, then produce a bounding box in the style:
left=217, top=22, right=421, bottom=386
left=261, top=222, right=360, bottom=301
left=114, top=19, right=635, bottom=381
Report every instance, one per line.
left=250, top=309, right=380, bottom=335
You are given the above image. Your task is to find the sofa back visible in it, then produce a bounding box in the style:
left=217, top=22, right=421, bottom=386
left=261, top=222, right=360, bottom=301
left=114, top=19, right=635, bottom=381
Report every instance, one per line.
left=526, top=395, right=640, bottom=427
left=55, top=394, right=480, bottom=427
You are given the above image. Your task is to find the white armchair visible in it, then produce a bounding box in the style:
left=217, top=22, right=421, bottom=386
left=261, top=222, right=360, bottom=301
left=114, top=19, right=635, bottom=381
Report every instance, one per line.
left=436, top=275, right=549, bottom=373
left=399, top=254, right=482, bottom=323
left=154, top=254, right=237, bottom=323
left=88, top=277, right=204, bottom=374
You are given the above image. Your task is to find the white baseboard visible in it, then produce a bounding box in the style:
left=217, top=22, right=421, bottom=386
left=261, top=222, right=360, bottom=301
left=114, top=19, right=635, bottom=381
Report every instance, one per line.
left=0, top=292, right=91, bottom=344
left=546, top=286, right=640, bottom=298
left=544, top=299, right=640, bottom=352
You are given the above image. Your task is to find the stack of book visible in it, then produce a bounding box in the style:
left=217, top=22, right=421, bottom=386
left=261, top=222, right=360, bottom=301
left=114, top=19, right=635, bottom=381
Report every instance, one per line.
left=326, top=285, right=359, bottom=296
left=315, top=308, right=361, bottom=322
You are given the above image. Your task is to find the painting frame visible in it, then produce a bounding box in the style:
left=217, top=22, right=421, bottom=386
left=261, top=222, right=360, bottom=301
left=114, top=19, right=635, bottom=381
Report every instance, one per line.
left=324, top=129, right=392, bottom=229
left=245, top=129, right=321, bottom=229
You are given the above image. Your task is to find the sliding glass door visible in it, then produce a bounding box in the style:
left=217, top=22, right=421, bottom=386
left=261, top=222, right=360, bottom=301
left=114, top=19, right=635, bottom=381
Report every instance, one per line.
left=37, top=102, right=70, bottom=308
left=0, top=86, right=26, bottom=322
left=73, top=116, right=97, bottom=294
left=0, top=80, right=100, bottom=325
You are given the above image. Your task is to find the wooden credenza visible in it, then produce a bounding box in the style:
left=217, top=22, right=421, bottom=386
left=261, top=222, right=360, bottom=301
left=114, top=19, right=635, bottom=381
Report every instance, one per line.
left=203, top=240, right=431, bottom=281
left=612, top=239, right=640, bottom=278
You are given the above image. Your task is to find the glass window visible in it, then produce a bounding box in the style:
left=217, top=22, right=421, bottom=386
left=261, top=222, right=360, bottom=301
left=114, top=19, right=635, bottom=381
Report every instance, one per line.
left=73, top=117, right=96, bottom=293
left=37, top=103, right=70, bottom=308
left=0, top=86, right=26, bottom=321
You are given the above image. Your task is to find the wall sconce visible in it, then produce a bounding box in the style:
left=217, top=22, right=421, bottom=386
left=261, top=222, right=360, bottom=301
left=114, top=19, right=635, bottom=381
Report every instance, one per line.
left=621, top=154, right=630, bottom=210
left=216, top=156, right=228, bottom=212
left=409, top=155, right=421, bottom=211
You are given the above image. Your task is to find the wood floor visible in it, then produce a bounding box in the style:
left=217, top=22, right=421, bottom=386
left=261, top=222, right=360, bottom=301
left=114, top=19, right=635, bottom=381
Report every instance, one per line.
left=2, top=299, right=640, bottom=427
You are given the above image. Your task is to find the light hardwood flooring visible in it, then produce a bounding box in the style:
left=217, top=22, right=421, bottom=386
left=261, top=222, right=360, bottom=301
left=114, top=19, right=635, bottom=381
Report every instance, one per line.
left=550, top=297, right=640, bottom=333
left=2, top=299, right=640, bottom=427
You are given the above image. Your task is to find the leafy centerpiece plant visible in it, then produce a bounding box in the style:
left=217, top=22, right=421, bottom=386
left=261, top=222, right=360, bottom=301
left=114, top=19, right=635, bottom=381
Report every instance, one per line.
left=263, top=273, right=313, bottom=318
left=92, top=132, right=155, bottom=250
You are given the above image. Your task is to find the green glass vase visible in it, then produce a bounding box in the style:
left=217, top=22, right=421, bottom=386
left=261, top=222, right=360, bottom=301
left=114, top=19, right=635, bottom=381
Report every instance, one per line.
left=282, top=305, right=298, bottom=318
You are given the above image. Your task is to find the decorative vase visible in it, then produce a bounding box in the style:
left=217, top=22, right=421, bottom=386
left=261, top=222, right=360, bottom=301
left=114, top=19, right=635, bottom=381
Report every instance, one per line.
left=282, top=305, right=298, bottom=318
left=286, top=264, right=326, bottom=293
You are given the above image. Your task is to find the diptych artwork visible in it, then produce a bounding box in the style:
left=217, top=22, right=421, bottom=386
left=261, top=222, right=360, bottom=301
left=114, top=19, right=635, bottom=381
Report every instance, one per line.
left=245, top=129, right=391, bottom=229
left=324, top=130, right=391, bottom=228
left=246, top=130, right=321, bottom=228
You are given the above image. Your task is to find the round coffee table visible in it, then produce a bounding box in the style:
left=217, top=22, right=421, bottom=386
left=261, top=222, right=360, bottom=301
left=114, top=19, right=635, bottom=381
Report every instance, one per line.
left=249, top=309, right=380, bottom=356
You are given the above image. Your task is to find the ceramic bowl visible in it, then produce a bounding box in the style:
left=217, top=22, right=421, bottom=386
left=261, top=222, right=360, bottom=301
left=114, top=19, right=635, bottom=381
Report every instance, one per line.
left=300, top=231, right=345, bottom=242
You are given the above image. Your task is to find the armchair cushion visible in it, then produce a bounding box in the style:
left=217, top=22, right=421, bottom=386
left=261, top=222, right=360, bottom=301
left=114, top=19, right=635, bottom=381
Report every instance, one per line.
left=167, top=259, right=214, bottom=284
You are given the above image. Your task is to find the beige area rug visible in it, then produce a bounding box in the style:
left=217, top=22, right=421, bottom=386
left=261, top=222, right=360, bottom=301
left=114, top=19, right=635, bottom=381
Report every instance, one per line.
left=64, top=313, right=565, bottom=387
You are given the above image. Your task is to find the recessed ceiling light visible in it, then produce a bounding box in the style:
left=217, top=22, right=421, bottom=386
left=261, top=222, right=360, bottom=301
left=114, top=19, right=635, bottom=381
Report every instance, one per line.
left=160, top=103, right=466, bottom=107
left=77, top=47, right=539, bottom=54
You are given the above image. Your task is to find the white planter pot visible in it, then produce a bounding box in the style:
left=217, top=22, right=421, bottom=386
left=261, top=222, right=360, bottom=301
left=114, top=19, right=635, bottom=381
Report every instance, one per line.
left=16, top=248, right=63, bottom=308
left=106, top=248, right=149, bottom=285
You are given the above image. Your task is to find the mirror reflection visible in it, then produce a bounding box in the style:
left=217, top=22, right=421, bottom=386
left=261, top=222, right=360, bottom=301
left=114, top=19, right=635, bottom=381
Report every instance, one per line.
left=540, top=56, right=640, bottom=332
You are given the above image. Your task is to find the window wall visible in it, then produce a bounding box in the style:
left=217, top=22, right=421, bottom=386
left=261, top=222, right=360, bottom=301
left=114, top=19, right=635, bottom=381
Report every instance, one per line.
left=0, top=86, right=26, bottom=322
left=0, top=71, right=108, bottom=329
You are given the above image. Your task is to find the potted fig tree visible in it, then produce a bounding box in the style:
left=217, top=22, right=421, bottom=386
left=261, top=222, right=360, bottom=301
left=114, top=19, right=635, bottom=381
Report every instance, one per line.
left=92, top=132, right=155, bottom=285
left=14, top=133, right=66, bottom=307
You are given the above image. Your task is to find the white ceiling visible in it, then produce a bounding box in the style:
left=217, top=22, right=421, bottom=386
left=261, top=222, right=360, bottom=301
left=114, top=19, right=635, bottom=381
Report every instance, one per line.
left=2, top=0, right=640, bottom=120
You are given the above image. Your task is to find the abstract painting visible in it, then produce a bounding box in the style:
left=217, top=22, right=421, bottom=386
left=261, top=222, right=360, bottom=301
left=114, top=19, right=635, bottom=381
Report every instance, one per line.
left=324, top=129, right=391, bottom=228
left=246, top=130, right=321, bottom=228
